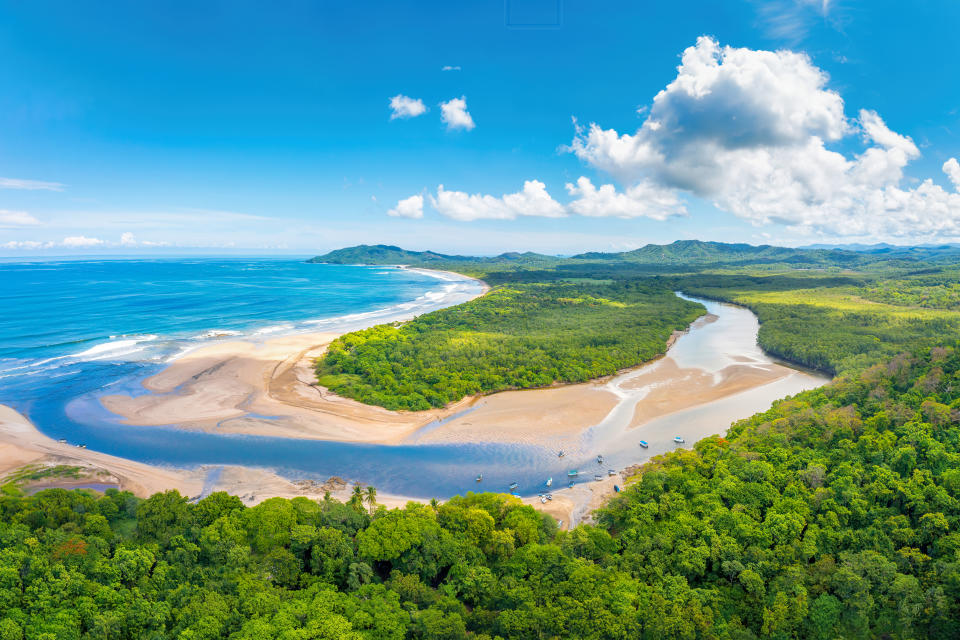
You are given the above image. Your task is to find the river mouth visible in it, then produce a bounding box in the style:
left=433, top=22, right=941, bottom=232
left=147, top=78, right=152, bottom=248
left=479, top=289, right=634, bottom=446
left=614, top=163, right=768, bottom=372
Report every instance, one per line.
left=11, top=289, right=829, bottom=502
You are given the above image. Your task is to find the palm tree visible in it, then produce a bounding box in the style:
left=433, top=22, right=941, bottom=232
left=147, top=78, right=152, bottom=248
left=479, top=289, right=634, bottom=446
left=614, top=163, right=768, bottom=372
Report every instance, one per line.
left=365, top=486, right=377, bottom=516
left=349, top=484, right=364, bottom=511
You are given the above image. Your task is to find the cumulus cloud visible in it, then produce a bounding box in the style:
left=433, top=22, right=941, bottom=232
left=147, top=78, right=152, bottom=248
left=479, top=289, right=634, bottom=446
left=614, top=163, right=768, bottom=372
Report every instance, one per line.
left=389, top=94, right=427, bottom=120
left=0, top=177, right=64, bottom=191
left=429, top=180, right=564, bottom=221
left=62, top=235, right=104, bottom=248
left=565, top=177, right=686, bottom=220
left=945, top=158, right=960, bottom=192
left=440, top=96, right=475, bottom=131
left=387, top=194, right=424, bottom=219
left=0, top=210, right=41, bottom=228
left=120, top=232, right=137, bottom=246
left=569, top=36, right=960, bottom=239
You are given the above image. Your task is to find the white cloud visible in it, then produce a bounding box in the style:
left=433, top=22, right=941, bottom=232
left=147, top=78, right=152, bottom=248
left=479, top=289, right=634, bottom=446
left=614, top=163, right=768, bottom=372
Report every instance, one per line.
left=430, top=180, right=565, bottom=221
left=569, top=36, right=960, bottom=239
left=2, top=240, right=51, bottom=250
left=389, top=94, right=427, bottom=120
left=754, top=0, right=833, bottom=44
left=565, top=177, right=687, bottom=220
left=945, top=158, right=960, bottom=192
left=0, top=210, right=41, bottom=227
left=0, top=177, right=64, bottom=191
left=62, top=235, right=104, bottom=248
left=120, top=232, right=137, bottom=246
left=441, top=65, right=461, bottom=71
left=387, top=194, right=424, bottom=219
left=440, top=96, right=475, bottom=131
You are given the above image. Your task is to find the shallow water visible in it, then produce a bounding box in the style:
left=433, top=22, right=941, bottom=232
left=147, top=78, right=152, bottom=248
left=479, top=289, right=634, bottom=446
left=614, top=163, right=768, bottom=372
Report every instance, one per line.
left=1, top=260, right=829, bottom=499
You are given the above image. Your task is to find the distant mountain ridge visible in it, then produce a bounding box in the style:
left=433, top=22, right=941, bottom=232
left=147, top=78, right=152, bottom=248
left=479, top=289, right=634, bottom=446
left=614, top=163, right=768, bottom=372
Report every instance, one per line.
left=309, top=240, right=861, bottom=267
left=307, top=244, right=558, bottom=266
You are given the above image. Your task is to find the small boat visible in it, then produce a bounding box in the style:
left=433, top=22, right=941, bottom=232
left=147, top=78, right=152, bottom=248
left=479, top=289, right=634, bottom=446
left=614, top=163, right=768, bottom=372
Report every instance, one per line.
left=596, top=455, right=603, bottom=465
left=509, top=481, right=518, bottom=490
left=57, top=438, right=67, bottom=444
left=607, top=469, right=616, bottom=476
left=476, top=474, right=483, bottom=482
left=546, top=493, right=553, bottom=500
left=539, top=495, right=547, bottom=504
left=545, top=477, right=553, bottom=487
left=77, top=444, right=87, bottom=449
left=511, top=492, right=521, bottom=498
left=557, top=449, right=565, bottom=457
left=567, top=470, right=578, bottom=477
left=614, top=485, right=621, bottom=492
left=674, top=436, right=685, bottom=444
left=594, top=474, right=602, bottom=481
left=568, top=481, right=575, bottom=488
left=638, top=440, right=649, bottom=448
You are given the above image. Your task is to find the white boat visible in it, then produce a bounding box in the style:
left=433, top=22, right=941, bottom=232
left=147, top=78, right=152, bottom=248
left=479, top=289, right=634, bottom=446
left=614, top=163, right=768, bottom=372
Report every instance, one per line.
left=594, top=474, right=602, bottom=481
left=545, top=477, right=553, bottom=487
left=674, top=436, right=685, bottom=444
left=539, top=495, right=547, bottom=503
left=607, top=469, right=616, bottom=476
left=509, top=481, right=518, bottom=490
left=558, top=449, right=565, bottom=457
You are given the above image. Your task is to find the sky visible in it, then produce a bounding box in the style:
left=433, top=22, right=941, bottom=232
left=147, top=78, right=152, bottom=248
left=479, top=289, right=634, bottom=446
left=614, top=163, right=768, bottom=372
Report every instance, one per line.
left=1, top=0, right=959, bottom=256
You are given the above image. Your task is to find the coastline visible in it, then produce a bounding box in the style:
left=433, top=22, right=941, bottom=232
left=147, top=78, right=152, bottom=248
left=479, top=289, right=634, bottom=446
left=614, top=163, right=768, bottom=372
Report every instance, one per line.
left=101, top=266, right=493, bottom=444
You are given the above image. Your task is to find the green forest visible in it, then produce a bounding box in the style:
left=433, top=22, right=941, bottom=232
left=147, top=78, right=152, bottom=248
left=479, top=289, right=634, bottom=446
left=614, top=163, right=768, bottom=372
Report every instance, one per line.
left=316, top=282, right=703, bottom=410
left=4, top=347, right=960, bottom=638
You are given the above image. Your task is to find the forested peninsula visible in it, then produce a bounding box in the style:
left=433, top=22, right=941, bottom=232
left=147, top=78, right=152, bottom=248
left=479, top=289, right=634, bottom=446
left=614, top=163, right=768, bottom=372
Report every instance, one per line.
left=7, top=240, right=960, bottom=638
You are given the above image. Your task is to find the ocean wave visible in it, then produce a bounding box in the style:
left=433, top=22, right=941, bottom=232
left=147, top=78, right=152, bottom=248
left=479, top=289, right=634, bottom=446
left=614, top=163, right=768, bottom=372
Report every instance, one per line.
left=191, top=329, right=243, bottom=340
left=74, top=336, right=158, bottom=359
left=253, top=324, right=295, bottom=336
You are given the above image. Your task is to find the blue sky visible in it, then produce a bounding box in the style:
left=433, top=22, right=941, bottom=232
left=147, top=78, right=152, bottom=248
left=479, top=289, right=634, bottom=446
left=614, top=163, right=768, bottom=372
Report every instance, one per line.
left=1, top=0, right=958, bottom=255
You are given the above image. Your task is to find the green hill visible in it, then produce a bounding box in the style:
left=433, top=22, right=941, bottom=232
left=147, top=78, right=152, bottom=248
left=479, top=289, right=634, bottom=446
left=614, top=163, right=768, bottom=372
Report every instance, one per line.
left=307, top=244, right=477, bottom=265
left=572, top=239, right=864, bottom=266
